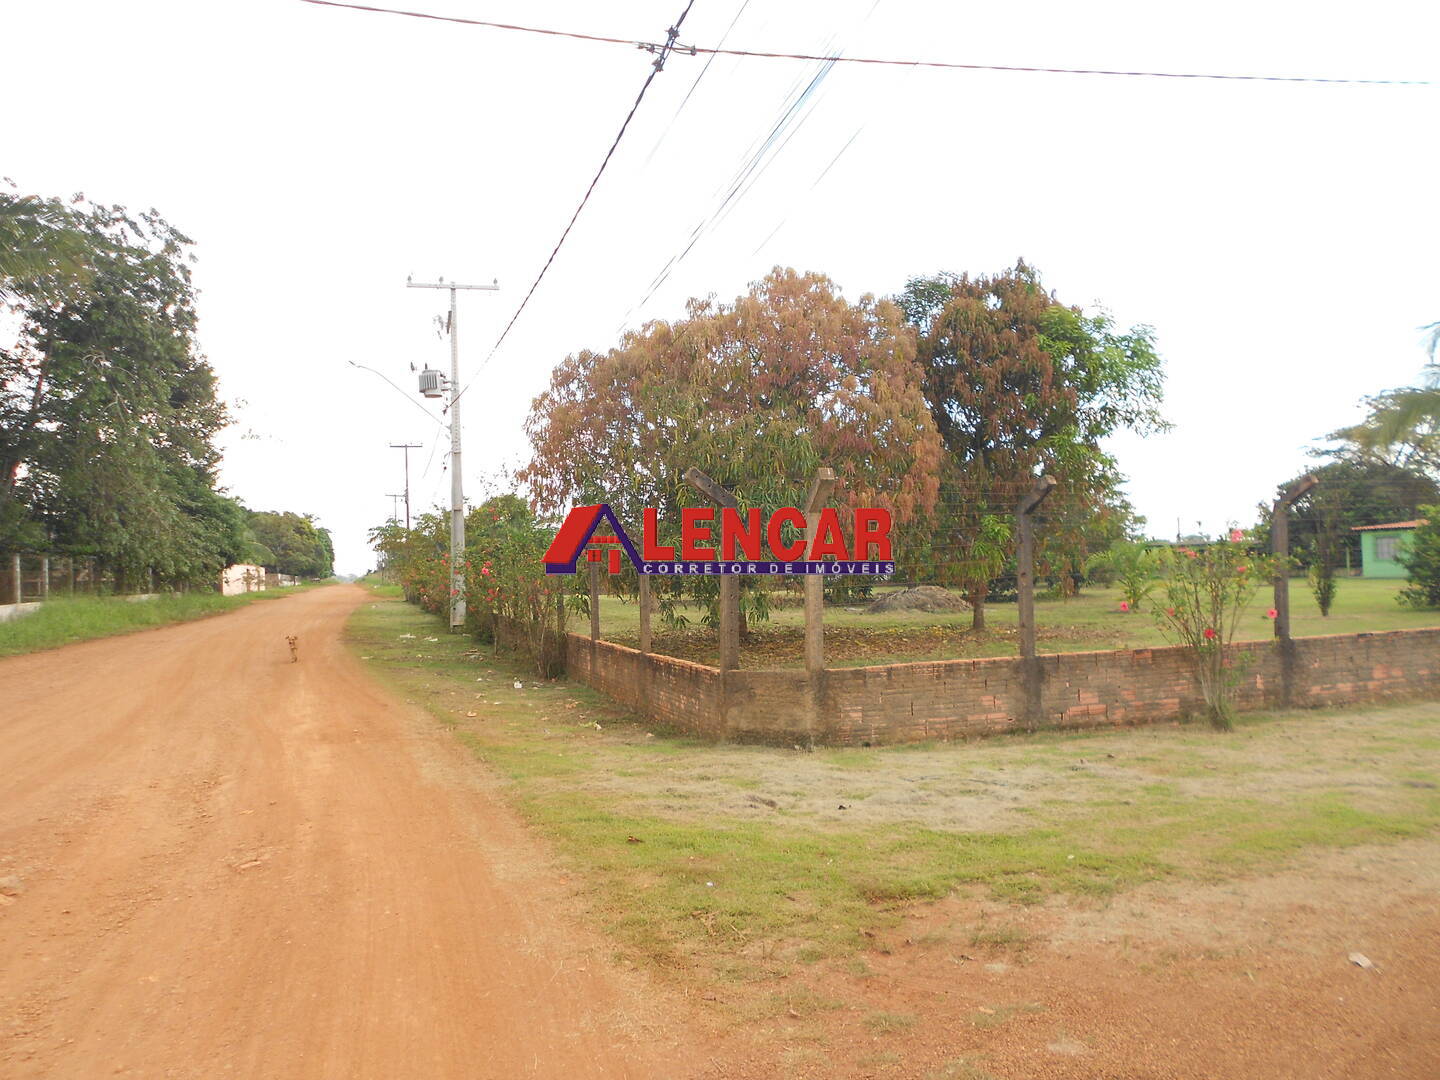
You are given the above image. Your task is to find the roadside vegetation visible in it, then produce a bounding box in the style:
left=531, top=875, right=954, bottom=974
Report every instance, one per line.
left=0, top=585, right=315, bottom=657
left=349, top=588, right=1440, bottom=987
left=1, top=185, right=334, bottom=590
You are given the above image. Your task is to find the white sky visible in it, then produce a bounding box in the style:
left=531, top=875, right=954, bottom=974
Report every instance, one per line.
left=6, top=0, right=1437, bottom=573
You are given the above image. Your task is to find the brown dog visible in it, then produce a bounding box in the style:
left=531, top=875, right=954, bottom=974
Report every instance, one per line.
left=286, top=635, right=298, bottom=663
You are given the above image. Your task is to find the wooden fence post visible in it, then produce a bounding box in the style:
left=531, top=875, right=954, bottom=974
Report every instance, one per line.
left=588, top=561, right=601, bottom=639
left=1272, top=474, right=1318, bottom=707
left=803, top=468, right=837, bottom=674
left=638, top=573, right=653, bottom=654
left=683, top=467, right=740, bottom=673
left=1016, top=476, right=1056, bottom=728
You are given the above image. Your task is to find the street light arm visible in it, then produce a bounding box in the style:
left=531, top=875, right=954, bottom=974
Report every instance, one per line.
left=346, top=361, right=448, bottom=427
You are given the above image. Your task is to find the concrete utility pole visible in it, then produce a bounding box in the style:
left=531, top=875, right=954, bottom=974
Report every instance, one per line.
left=407, top=276, right=498, bottom=631
left=388, top=442, right=422, bottom=530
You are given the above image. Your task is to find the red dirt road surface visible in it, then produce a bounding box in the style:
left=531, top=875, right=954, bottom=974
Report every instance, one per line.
left=0, top=586, right=680, bottom=1080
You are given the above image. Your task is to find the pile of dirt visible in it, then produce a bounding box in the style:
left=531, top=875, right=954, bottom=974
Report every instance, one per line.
left=866, top=585, right=969, bottom=614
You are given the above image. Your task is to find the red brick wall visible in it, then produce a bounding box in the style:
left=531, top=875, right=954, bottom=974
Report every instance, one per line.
left=565, top=628, right=1440, bottom=746
left=565, top=634, right=725, bottom=736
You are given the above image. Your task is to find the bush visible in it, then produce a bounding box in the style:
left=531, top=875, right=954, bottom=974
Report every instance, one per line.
left=1399, top=508, right=1440, bottom=608
left=1085, top=540, right=1161, bottom=610
left=1152, top=541, right=1273, bottom=731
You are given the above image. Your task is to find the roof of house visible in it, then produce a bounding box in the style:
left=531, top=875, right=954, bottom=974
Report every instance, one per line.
left=1350, top=519, right=1428, bottom=532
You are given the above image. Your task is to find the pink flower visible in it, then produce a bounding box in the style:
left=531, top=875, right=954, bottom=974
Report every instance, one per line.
left=1237, top=566, right=1248, bottom=574
left=1265, top=607, right=1278, bottom=619
left=1119, top=601, right=1130, bottom=612
left=1203, top=627, right=1217, bottom=640
left=1229, top=529, right=1244, bottom=542
left=1166, top=607, right=1176, bottom=616
left=1185, top=550, right=1198, bottom=559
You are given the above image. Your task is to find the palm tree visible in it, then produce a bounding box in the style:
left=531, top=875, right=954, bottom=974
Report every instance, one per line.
left=1332, top=321, right=1440, bottom=470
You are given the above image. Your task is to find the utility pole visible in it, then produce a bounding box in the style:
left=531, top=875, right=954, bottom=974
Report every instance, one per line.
left=388, top=443, right=422, bottom=529
left=407, top=275, right=499, bottom=631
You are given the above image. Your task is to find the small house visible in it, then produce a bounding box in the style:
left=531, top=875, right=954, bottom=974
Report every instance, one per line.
left=1351, top=519, right=1426, bottom=579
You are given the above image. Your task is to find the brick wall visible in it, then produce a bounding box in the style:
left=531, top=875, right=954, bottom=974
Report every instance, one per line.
left=565, top=627, right=1440, bottom=746
left=566, top=634, right=725, bottom=736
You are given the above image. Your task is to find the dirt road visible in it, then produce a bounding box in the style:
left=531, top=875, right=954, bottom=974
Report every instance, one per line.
left=0, top=586, right=680, bottom=1080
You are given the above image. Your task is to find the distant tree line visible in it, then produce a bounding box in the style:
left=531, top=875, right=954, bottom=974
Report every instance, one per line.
left=1, top=184, right=331, bottom=587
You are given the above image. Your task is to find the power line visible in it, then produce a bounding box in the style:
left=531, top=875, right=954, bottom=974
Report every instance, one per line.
left=642, top=0, right=753, bottom=167
left=685, top=43, right=1435, bottom=87
left=299, top=0, right=1435, bottom=88
left=346, top=359, right=447, bottom=428
left=298, top=0, right=654, bottom=51
left=624, top=48, right=843, bottom=323
left=448, top=0, right=699, bottom=411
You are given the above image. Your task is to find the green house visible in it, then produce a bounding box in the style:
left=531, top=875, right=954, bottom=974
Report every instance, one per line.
left=1352, top=519, right=1425, bottom=579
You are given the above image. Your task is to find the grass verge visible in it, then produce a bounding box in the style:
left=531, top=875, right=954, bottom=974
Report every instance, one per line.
left=347, top=587, right=1440, bottom=986
left=0, top=585, right=319, bottom=657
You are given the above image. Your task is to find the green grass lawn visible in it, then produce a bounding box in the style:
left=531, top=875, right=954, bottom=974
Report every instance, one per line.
left=0, top=585, right=316, bottom=657
left=348, top=587, right=1440, bottom=986
left=587, top=577, right=1440, bottom=668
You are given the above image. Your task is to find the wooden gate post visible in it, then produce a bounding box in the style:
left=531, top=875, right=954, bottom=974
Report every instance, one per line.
left=1272, top=474, right=1318, bottom=707
left=638, top=573, right=653, bottom=655
left=588, top=561, right=601, bottom=674
left=683, top=467, right=740, bottom=672
left=803, top=468, right=837, bottom=674
left=1016, top=476, right=1056, bottom=728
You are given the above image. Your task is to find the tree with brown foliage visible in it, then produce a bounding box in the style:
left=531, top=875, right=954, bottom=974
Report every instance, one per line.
left=901, top=261, right=1165, bottom=628
left=521, top=267, right=942, bottom=625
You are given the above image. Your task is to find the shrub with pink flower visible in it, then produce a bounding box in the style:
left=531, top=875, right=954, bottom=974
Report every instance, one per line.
left=370, top=494, right=571, bottom=676
left=1152, top=539, right=1274, bottom=731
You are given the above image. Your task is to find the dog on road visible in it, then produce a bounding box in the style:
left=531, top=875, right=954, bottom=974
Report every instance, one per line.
left=286, top=635, right=298, bottom=663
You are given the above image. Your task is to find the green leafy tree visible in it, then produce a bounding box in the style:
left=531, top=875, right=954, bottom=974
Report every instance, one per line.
left=0, top=185, right=92, bottom=302
left=901, top=262, right=1166, bottom=628
left=1255, top=458, right=1439, bottom=571
left=1398, top=508, right=1440, bottom=608
left=2, top=194, right=235, bottom=586
left=248, top=511, right=334, bottom=578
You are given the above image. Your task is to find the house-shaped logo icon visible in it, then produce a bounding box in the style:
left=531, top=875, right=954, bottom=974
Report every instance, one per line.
left=541, top=504, right=645, bottom=575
